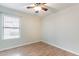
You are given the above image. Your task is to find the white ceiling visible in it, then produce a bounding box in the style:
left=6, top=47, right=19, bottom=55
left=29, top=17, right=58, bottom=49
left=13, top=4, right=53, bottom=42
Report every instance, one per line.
left=0, top=3, right=77, bottom=16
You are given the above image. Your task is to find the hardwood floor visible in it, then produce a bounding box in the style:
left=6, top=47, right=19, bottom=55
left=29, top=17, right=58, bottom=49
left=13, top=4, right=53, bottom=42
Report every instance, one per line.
left=0, top=42, right=77, bottom=56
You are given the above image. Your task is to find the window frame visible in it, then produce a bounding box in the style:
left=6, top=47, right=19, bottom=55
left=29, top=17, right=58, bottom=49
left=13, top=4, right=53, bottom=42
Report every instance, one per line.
left=2, top=13, right=21, bottom=40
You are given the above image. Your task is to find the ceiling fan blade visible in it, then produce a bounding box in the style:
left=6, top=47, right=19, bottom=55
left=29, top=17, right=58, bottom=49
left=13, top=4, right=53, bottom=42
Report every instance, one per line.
left=26, top=6, right=34, bottom=9
left=41, top=7, right=48, bottom=11
left=42, top=3, right=47, bottom=4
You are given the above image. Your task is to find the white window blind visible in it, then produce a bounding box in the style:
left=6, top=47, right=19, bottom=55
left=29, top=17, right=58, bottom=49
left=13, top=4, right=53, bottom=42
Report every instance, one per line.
left=3, top=14, right=20, bottom=40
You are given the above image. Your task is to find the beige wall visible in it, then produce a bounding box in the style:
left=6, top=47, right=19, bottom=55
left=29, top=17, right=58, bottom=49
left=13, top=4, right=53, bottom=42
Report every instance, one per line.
left=0, top=6, right=41, bottom=50
left=42, top=5, right=79, bottom=54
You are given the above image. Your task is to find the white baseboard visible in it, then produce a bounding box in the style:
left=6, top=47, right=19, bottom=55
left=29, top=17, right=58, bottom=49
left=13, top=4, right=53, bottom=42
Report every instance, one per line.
left=0, top=40, right=40, bottom=52
left=42, top=40, right=79, bottom=55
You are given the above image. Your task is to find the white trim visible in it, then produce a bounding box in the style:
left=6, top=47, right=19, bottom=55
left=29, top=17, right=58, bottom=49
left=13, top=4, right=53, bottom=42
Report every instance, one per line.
left=42, top=40, right=79, bottom=55
left=0, top=41, right=40, bottom=51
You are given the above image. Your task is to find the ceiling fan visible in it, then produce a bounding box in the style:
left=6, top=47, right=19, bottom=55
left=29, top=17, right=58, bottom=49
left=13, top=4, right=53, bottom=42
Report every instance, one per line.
left=26, top=3, right=48, bottom=13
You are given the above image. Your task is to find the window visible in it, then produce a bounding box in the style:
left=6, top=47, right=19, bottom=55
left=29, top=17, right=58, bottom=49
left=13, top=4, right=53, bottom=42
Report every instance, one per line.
left=3, top=14, right=20, bottom=40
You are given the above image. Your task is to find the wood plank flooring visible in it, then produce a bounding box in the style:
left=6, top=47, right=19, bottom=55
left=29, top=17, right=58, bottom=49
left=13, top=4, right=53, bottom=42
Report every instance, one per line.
left=0, top=42, right=77, bottom=56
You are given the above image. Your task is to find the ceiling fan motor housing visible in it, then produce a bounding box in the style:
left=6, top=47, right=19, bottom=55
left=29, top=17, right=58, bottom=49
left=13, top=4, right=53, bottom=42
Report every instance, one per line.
left=35, top=3, right=41, bottom=6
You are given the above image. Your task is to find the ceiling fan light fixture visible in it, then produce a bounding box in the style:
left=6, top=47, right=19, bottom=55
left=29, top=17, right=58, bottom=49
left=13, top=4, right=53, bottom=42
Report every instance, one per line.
left=34, top=6, right=41, bottom=11
left=35, top=11, right=39, bottom=13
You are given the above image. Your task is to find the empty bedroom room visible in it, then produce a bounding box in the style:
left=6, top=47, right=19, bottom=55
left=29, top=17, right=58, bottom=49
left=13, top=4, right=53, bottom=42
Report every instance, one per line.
left=0, top=3, right=79, bottom=56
